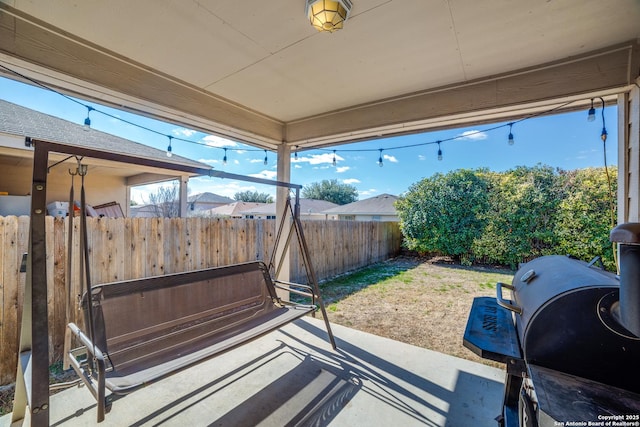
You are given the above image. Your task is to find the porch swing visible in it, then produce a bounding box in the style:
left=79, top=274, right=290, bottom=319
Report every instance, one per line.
left=12, top=139, right=336, bottom=425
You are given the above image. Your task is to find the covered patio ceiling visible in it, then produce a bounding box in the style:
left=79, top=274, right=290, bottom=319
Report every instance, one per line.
left=0, top=0, right=639, bottom=152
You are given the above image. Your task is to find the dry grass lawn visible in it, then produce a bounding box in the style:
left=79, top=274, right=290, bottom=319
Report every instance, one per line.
left=317, top=255, right=514, bottom=367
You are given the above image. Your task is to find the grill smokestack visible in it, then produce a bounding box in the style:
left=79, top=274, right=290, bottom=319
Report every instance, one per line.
left=610, top=223, right=640, bottom=338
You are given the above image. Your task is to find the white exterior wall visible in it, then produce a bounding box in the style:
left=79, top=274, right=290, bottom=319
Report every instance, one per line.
left=618, top=80, right=640, bottom=223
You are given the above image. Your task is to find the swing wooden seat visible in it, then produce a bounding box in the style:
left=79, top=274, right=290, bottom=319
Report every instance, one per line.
left=67, top=260, right=317, bottom=421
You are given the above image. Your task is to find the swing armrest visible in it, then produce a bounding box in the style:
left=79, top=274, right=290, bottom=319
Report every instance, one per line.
left=67, top=323, right=108, bottom=422
left=67, top=322, right=107, bottom=361
left=273, top=280, right=315, bottom=298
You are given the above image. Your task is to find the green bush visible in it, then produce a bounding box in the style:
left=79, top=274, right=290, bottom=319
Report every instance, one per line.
left=396, top=165, right=618, bottom=270
left=396, top=169, right=490, bottom=264
left=556, top=167, right=618, bottom=270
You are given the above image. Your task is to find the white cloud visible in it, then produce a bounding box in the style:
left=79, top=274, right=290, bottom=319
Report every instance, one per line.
left=359, top=188, right=378, bottom=197
left=418, top=154, right=426, bottom=160
left=382, top=154, right=398, bottom=163
left=198, top=158, right=218, bottom=165
left=457, top=130, right=488, bottom=141
left=201, top=135, right=237, bottom=148
left=249, top=158, right=266, bottom=163
left=172, top=127, right=197, bottom=137
left=342, top=178, right=361, bottom=184
left=293, top=152, right=344, bottom=165
left=336, top=166, right=350, bottom=173
left=186, top=177, right=275, bottom=199
left=249, top=170, right=278, bottom=180
left=294, top=164, right=302, bottom=169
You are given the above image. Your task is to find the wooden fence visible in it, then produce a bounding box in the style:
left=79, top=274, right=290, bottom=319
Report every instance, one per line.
left=0, top=215, right=402, bottom=385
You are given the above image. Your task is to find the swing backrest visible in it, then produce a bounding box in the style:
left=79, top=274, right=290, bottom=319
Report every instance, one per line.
left=83, top=261, right=281, bottom=376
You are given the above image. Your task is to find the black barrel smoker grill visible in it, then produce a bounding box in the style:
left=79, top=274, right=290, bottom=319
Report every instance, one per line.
left=464, top=223, right=640, bottom=427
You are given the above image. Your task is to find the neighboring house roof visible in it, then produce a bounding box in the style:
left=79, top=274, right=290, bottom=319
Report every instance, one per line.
left=322, top=194, right=399, bottom=215
left=240, top=199, right=338, bottom=215
left=0, top=99, right=208, bottom=170
left=187, top=192, right=235, bottom=204
left=207, top=201, right=267, bottom=216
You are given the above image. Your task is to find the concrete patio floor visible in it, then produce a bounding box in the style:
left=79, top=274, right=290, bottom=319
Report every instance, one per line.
left=1, top=317, right=505, bottom=426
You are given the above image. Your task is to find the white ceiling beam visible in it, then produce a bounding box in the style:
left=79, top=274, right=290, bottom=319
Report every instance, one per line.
left=286, top=42, right=640, bottom=147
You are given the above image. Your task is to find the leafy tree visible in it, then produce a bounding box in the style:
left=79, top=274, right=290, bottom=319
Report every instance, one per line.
left=302, top=179, right=358, bottom=205
left=396, top=169, right=490, bottom=264
left=234, top=191, right=273, bottom=203
left=146, top=182, right=179, bottom=217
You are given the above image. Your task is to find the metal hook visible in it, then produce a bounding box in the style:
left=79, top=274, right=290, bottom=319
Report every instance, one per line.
left=67, top=156, right=85, bottom=176
left=75, top=156, right=88, bottom=176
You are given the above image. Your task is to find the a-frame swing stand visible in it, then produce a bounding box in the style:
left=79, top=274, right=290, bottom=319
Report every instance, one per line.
left=11, top=139, right=336, bottom=425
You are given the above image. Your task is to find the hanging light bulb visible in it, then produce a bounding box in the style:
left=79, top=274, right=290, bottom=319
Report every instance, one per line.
left=378, top=149, right=384, bottom=167
left=587, top=99, right=596, bottom=122
left=263, top=150, right=268, bottom=165
left=508, top=123, right=515, bottom=146
left=223, top=148, right=227, bottom=165
left=332, top=150, right=337, bottom=167
left=437, top=141, right=443, bottom=161
left=601, top=127, right=608, bottom=142
left=294, top=145, right=299, bottom=160
left=598, top=97, right=607, bottom=142
left=166, top=136, right=173, bottom=157
left=83, top=106, right=93, bottom=131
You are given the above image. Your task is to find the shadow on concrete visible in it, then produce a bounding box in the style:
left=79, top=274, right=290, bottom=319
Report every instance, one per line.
left=289, top=319, right=503, bottom=426
left=44, top=319, right=502, bottom=426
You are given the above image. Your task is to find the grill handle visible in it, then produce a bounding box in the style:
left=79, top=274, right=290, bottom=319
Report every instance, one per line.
left=496, top=282, right=523, bottom=315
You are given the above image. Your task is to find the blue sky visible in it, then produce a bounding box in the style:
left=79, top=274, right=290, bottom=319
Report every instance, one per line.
left=0, top=76, right=617, bottom=203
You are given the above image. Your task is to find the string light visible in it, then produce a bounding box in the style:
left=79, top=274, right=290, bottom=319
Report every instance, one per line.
left=508, top=123, right=515, bottom=146
left=83, top=106, right=93, bottom=131
left=0, top=63, right=589, bottom=163
left=223, top=148, right=227, bottom=165
left=263, top=150, right=268, bottom=165
left=587, top=97, right=609, bottom=142
left=166, top=136, right=173, bottom=157
left=587, top=99, right=596, bottom=122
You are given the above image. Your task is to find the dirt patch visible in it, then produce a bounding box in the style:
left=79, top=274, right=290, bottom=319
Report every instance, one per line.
left=318, top=255, right=514, bottom=367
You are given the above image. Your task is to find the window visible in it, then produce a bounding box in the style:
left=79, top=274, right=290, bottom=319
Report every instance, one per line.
left=342, top=215, right=355, bottom=221
left=372, top=215, right=381, bottom=221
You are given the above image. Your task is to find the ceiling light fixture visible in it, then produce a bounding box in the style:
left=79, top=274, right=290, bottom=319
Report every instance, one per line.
left=306, top=0, right=353, bottom=33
